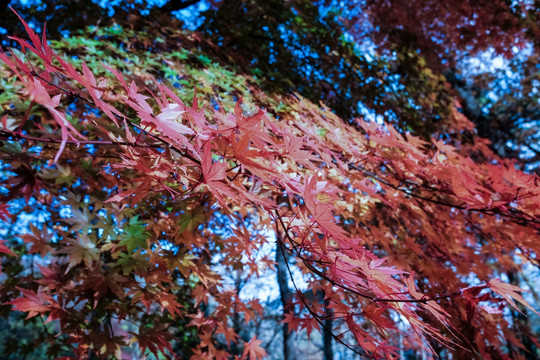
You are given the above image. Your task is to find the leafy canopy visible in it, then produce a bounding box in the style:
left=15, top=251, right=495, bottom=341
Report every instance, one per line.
left=0, top=6, right=539, bottom=360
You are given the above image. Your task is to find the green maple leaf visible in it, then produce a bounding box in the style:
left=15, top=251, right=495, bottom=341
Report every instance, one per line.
left=178, top=208, right=206, bottom=233
left=95, top=212, right=118, bottom=241
left=117, top=251, right=149, bottom=275
left=40, top=164, right=74, bottom=185
left=119, top=216, right=149, bottom=253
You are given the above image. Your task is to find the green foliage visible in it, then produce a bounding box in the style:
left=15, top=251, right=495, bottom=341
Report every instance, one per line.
left=119, top=216, right=149, bottom=253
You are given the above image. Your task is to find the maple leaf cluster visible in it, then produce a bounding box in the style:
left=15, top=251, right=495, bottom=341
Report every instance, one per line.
left=0, top=10, right=538, bottom=360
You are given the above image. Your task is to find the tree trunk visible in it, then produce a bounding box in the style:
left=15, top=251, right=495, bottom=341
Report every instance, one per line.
left=276, top=227, right=295, bottom=360
left=507, top=271, right=538, bottom=360
left=323, top=298, right=333, bottom=360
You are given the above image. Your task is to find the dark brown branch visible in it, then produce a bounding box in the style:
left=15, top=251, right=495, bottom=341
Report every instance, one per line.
left=1, top=131, right=165, bottom=149
left=347, top=162, right=540, bottom=230
left=158, top=0, right=202, bottom=12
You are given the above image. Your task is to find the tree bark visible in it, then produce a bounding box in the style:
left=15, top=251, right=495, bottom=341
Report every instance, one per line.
left=507, top=271, right=538, bottom=360
left=276, top=227, right=295, bottom=360
left=323, top=298, right=333, bottom=360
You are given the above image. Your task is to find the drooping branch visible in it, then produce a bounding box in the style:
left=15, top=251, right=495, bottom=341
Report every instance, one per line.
left=0, top=131, right=165, bottom=149
left=26, top=70, right=540, bottom=231
left=347, top=162, right=540, bottom=230
left=25, top=72, right=202, bottom=166
left=274, top=220, right=369, bottom=358
left=274, top=209, right=464, bottom=305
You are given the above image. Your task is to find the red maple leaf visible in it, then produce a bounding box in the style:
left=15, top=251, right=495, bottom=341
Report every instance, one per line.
left=215, top=323, right=238, bottom=345
left=0, top=204, right=10, bottom=222
left=157, top=291, right=183, bottom=318
left=304, top=176, right=347, bottom=240
left=5, top=287, right=52, bottom=319
left=201, top=142, right=237, bottom=207
left=19, top=223, right=54, bottom=257
left=0, top=240, right=15, bottom=257
left=488, top=279, right=539, bottom=315
left=242, top=336, right=267, bottom=360
left=131, top=325, right=173, bottom=358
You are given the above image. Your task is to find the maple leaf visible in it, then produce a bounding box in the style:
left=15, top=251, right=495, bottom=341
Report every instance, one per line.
left=432, top=139, right=456, bottom=155
left=80, top=62, right=123, bottom=124
left=116, top=251, right=149, bottom=276
left=155, top=103, right=195, bottom=138
left=188, top=310, right=215, bottom=328
left=35, top=264, right=65, bottom=291
left=404, top=272, right=450, bottom=326
left=366, top=257, right=406, bottom=283
left=215, top=323, right=238, bottom=346
left=0, top=203, right=10, bottom=222
left=19, top=223, right=54, bottom=257
left=119, top=216, right=149, bottom=253
left=5, top=287, right=52, bottom=319
left=88, top=331, right=126, bottom=359
left=80, top=268, right=126, bottom=305
left=192, top=284, right=209, bottom=307
left=130, top=286, right=159, bottom=312
left=178, top=207, right=206, bottom=233
left=242, top=336, right=267, bottom=360
left=199, top=330, right=217, bottom=353
left=63, top=207, right=92, bottom=232
left=303, top=176, right=347, bottom=240
left=131, top=325, right=173, bottom=358
left=0, top=240, right=15, bottom=257
left=234, top=100, right=265, bottom=132
left=362, top=303, right=395, bottom=334
left=302, top=316, right=320, bottom=339
left=488, top=279, right=539, bottom=315
left=5, top=163, right=42, bottom=201
left=8, top=8, right=54, bottom=69
left=345, top=316, right=379, bottom=354
left=282, top=312, right=301, bottom=333
left=462, top=284, right=490, bottom=322
left=230, top=133, right=276, bottom=181
left=202, top=142, right=227, bottom=183
left=157, top=291, right=183, bottom=318
left=59, top=234, right=100, bottom=272
left=39, top=164, right=74, bottom=185
left=201, top=142, right=237, bottom=207
left=282, top=133, right=319, bottom=165
left=27, top=78, right=86, bottom=163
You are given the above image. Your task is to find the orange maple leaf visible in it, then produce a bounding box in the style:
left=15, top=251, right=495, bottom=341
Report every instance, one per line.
left=242, top=336, right=267, bottom=360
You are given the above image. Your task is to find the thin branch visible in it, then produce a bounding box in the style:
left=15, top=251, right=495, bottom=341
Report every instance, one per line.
left=106, top=310, right=115, bottom=338
left=274, top=210, right=464, bottom=305
left=1, top=131, right=165, bottom=148
left=30, top=72, right=202, bottom=166
left=275, top=219, right=369, bottom=358
left=347, top=162, right=540, bottom=229
left=17, top=101, right=34, bottom=136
